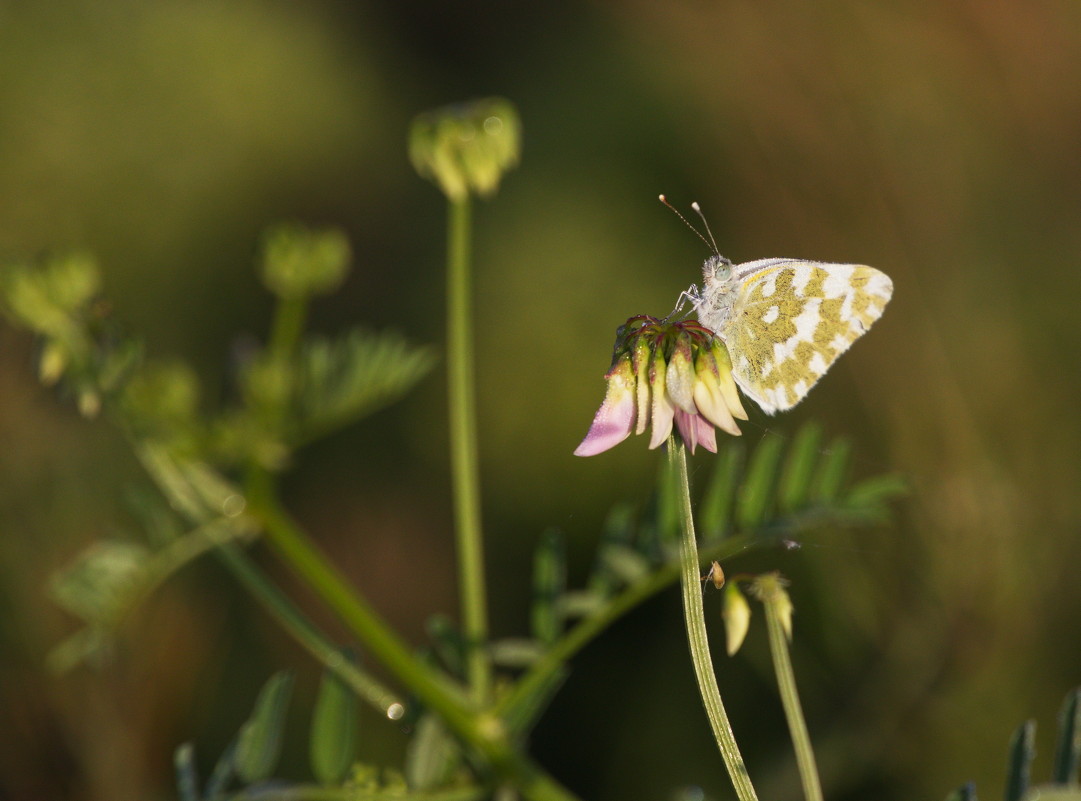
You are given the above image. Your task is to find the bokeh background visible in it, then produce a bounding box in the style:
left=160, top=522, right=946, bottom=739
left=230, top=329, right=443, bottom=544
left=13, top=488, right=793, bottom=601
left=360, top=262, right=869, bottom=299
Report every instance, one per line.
left=2, top=1, right=1080, bottom=799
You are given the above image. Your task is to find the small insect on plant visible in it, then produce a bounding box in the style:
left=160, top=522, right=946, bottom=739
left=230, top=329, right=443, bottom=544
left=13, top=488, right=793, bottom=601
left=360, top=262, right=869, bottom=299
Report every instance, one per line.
left=661, top=196, right=893, bottom=414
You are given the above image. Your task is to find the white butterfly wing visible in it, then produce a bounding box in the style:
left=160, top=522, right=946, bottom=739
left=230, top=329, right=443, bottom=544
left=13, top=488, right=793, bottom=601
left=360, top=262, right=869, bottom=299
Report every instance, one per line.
left=718, top=260, right=892, bottom=414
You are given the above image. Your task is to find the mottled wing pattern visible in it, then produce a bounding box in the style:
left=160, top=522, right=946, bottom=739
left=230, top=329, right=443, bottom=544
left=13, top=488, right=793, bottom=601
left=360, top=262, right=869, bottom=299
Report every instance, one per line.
left=720, top=260, right=892, bottom=414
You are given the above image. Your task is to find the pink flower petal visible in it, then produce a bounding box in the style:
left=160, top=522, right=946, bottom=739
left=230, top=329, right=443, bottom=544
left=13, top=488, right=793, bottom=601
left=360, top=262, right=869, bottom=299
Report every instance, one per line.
left=574, top=362, right=636, bottom=456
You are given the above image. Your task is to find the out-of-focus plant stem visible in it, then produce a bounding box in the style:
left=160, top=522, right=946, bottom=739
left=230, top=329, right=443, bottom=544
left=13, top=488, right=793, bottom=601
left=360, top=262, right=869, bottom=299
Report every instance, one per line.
left=446, top=194, right=492, bottom=705
left=760, top=578, right=823, bottom=801
left=669, top=436, right=759, bottom=801
left=213, top=539, right=404, bottom=718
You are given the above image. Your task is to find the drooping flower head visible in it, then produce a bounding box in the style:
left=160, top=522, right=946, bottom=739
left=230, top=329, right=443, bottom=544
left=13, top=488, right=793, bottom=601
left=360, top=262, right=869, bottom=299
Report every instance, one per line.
left=575, top=316, right=748, bottom=456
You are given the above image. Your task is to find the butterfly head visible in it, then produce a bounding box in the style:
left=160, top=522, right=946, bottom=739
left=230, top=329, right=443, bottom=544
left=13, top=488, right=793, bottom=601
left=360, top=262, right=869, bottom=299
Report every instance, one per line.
left=702, top=254, right=734, bottom=289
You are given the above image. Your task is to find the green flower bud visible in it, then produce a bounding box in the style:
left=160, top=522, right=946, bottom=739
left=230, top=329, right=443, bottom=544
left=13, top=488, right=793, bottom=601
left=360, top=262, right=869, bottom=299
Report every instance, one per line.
left=410, top=98, right=521, bottom=200
left=259, top=224, right=351, bottom=300
left=723, top=582, right=751, bottom=656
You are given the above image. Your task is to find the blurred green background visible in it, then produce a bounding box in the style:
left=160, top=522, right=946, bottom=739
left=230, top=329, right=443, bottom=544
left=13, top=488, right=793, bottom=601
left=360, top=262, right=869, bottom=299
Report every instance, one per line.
left=2, top=1, right=1080, bottom=799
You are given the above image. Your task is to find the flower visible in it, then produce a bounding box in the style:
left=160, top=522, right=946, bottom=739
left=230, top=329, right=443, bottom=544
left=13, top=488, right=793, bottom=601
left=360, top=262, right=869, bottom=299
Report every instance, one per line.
left=575, top=316, right=748, bottom=456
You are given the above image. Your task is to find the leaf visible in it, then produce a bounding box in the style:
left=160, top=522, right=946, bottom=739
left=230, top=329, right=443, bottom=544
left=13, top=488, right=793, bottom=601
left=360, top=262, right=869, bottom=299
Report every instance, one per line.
left=778, top=422, right=823, bottom=512
left=555, top=590, right=607, bottom=620
left=600, top=545, right=651, bottom=585
left=404, top=715, right=462, bottom=791
left=1005, top=720, right=1037, bottom=801
left=810, top=438, right=851, bottom=504
left=293, top=329, right=436, bottom=444
left=588, top=504, right=635, bottom=595
left=736, top=433, right=784, bottom=530
left=48, top=540, right=150, bottom=625
left=532, top=529, right=566, bottom=645
left=310, top=657, right=358, bottom=786
left=699, top=442, right=744, bottom=541
left=1053, top=688, right=1081, bottom=785
left=204, top=736, right=237, bottom=800
left=944, top=781, right=977, bottom=801
left=174, top=743, right=200, bottom=801
left=490, top=638, right=547, bottom=668
left=234, top=671, right=295, bottom=784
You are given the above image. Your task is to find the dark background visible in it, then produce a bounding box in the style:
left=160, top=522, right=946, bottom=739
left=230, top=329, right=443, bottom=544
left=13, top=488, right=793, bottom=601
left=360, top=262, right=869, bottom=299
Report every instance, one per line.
left=1, top=2, right=1080, bottom=799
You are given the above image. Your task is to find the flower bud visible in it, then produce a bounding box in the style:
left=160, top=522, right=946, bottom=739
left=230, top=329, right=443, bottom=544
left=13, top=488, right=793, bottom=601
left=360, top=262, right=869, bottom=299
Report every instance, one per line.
left=723, top=582, right=751, bottom=656
left=410, top=98, right=521, bottom=200
left=259, top=224, right=351, bottom=300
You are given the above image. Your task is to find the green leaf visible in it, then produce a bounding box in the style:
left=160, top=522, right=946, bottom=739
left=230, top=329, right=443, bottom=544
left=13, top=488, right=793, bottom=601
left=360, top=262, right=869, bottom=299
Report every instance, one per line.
left=293, top=329, right=436, bottom=444
left=944, top=781, right=977, bottom=801
left=699, top=442, right=744, bottom=540
left=1053, top=688, right=1081, bottom=785
left=490, top=638, right=546, bottom=668
left=736, top=433, right=785, bottom=530
left=204, top=737, right=236, bottom=800
left=310, top=657, right=358, bottom=786
left=555, top=589, right=607, bottom=620
left=404, top=715, right=462, bottom=791
left=600, top=545, right=651, bottom=585
left=843, top=473, right=908, bottom=521
left=1005, top=720, right=1037, bottom=801
left=532, top=529, right=566, bottom=645
left=778, top=422, right=823, bottom=513
left=174, top=742, right=200, bottom=801
left=49, top=540, right=150, bottom=625
left=810, top=438, right=851, bottom=504
left=234, top=671, right=295, bottom=784
left=588, top=504, right=636, bottom=595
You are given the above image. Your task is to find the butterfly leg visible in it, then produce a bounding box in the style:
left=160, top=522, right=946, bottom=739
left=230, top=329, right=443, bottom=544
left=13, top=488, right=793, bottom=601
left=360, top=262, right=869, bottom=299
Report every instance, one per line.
left=664, top=285, right=701, bottom=323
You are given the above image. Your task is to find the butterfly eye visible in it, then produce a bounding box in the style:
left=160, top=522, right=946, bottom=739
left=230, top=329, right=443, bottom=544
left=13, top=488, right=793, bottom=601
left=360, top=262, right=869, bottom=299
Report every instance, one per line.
left=705, top=255, right=730, bottom=282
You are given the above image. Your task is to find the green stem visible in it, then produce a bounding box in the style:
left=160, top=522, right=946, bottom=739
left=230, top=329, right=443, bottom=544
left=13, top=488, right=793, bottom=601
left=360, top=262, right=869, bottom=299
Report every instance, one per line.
left=762, top=588, right=823, bottom=801
left=498, top=532, right=759, bottom=727
left=669, top=437, right=759, bottom=801
left=246, top=472, right=581, bottom=801
left=269, top=294, right=308, bottom=360
left=446, top=194, right=491, bottom=705
left=213, top=540, right=405, bottom=719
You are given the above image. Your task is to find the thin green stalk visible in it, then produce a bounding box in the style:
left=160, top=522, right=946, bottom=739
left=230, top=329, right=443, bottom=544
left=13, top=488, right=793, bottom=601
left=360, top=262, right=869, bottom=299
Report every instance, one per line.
left=669, top=437, right=759, bottom=801
left=497, top=532, right=758, bottom=726
left=213, top=540, right=405, bottom=719
left=761, top=584, right=823, bottom=801
left=246, top=473, right=581, bottom=801
left=268, top=294, right=308, bottom=360
left=446, top=194, right=491, bottom=704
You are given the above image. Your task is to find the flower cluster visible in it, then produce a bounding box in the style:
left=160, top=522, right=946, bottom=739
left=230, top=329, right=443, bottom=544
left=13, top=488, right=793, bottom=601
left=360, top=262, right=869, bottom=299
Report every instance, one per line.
left=575, top=316, right=748, bottom=456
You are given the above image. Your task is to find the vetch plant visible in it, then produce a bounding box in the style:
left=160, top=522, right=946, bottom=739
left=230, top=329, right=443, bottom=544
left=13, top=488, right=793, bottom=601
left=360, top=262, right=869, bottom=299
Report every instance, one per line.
left=0, top=96, right=970, bottom=801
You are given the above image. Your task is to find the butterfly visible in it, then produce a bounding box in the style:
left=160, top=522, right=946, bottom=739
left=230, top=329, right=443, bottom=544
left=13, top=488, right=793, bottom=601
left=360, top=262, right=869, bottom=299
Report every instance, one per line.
left=663, top=197, right=893, bottom=414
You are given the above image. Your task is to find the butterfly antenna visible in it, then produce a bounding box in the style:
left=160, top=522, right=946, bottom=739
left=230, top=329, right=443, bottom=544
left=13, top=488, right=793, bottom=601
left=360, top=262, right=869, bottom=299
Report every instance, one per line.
left=690, top=201, right=722, bottom=256
left=659, top=194, right=714, bottom=253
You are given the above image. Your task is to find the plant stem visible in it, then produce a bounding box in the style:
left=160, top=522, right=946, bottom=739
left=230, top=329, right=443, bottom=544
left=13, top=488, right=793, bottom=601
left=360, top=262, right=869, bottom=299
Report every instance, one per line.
left=761, top=585, right=824, bottom=801
left=446, top=194, right=491, bottom=705
left=669, top=437, right=759, bottom=801
left=246, top=472, right=581, bottom=801
left=213, top=540, right=405, bottom=719
left=497, top=532, right=759, bottom=728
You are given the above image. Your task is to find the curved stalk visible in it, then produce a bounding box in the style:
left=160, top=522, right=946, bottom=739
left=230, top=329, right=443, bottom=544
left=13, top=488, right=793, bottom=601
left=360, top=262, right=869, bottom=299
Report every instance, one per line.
left=669, top=436, right=759, bottom=801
